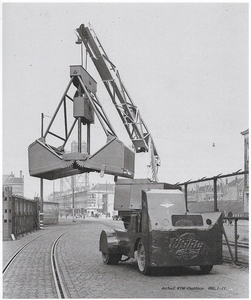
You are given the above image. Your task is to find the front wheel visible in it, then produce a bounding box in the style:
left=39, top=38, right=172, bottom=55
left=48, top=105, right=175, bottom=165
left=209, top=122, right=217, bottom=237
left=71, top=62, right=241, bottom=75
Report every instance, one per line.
left=137, top=242, right=151, bottom=275
left=200, top=265, right=213, bottom=274
left=102, top=252, right=122, bottom=265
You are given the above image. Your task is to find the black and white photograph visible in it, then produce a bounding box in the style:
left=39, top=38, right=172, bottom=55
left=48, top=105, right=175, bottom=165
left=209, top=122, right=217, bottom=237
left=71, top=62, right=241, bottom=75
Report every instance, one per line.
left=2, top=1, right=249, bottom=298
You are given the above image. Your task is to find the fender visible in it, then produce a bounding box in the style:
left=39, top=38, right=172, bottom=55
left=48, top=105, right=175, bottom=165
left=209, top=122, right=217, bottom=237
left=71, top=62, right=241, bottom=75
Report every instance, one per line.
left=99, top=230, right=120, bottom=254
left=99, top=229, right=130, bottom=255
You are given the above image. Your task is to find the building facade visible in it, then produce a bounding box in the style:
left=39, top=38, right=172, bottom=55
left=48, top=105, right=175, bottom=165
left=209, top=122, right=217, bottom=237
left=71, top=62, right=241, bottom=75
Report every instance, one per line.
left=3, top=171, right=24, bottom=196
left=87, top=183, right=115, bottom=217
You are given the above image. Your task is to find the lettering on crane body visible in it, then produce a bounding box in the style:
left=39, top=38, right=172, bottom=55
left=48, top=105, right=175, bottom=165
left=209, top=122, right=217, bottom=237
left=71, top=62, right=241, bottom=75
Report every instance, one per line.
left=169, top=233, right=207, bottom=260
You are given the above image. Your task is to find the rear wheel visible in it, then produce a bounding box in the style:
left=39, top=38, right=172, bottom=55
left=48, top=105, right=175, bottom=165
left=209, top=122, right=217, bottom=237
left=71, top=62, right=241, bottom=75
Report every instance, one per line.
left=200, top=265, right=213, bottom=274
left=137, top=242, right=151, bottom=275
left=102, top=252, right=122, bottom=265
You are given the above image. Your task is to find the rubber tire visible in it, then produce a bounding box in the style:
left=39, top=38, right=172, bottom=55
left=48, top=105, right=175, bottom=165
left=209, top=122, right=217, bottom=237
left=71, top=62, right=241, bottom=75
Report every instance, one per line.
left=102, top=252, right=122, bottom=265
left=137, top=242, right=151, bottom=275
left=200, top=265, right=213, bottom=274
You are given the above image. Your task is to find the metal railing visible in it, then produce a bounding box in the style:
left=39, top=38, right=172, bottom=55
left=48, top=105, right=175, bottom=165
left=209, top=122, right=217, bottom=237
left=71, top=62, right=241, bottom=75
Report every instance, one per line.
left=176, top=170, right=249, bottom=265
left=177, top=170, right=248, bottom=212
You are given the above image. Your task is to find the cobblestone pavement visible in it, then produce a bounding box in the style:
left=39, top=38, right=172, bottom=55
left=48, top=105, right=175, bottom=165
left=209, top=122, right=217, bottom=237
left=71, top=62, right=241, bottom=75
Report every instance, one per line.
left=2, top=217, right=249, bottom=298
left=3, top=227, right=67, bottom=298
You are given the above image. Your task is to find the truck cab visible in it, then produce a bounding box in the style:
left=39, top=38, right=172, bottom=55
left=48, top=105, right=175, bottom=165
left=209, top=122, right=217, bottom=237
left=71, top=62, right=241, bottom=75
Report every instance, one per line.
left=100, top=180, right=222, bottom=275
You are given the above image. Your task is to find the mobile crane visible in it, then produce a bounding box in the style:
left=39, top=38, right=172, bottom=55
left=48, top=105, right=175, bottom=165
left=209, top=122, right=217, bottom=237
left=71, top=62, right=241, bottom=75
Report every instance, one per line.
left=28, top=24, right=222, bottom=275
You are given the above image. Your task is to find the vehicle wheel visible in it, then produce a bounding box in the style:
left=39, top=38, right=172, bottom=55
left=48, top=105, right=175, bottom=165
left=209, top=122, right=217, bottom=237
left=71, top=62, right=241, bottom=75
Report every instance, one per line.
left=102, top=252, right=122, bottom=265
left=200, top=265, right=213, bottom=274
left=137, top=242, right=151, bottom=275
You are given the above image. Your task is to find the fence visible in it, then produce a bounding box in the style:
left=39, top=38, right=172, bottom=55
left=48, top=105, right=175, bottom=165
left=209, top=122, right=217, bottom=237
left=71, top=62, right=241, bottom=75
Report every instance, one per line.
left=222, top=216, right=248, bottom=264
left=177, top=170, right=249, bottom=265
left=3, top=187, right=39, bottom=240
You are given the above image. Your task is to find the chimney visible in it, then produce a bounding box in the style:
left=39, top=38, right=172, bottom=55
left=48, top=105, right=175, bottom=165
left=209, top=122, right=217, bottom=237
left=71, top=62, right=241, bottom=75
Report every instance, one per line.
left=20, top=170, right=22, bottom=178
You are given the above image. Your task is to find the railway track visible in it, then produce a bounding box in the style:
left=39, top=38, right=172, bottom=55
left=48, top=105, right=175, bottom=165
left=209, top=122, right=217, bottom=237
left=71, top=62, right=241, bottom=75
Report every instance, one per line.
left=51, top=233, right=69, bottom=298
left=3, top=228, right=72, bottom=298
left=2, top=232, right=56, bottom=276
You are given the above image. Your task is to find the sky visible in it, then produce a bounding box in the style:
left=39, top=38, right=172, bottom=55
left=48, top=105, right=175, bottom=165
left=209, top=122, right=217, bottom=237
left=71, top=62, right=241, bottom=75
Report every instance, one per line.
left=2, top=1, right=249, bottom=199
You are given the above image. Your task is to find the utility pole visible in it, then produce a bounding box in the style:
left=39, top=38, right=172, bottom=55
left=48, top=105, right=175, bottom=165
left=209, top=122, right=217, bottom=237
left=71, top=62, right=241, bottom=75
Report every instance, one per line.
left=72, top=175, right=75, bottom=222
left=40, top=113, right=44, bottom=229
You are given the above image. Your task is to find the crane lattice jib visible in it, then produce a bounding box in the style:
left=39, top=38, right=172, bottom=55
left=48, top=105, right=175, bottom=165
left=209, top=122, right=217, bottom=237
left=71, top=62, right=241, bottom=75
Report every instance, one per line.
left=76, top=24, right=160, bottom=181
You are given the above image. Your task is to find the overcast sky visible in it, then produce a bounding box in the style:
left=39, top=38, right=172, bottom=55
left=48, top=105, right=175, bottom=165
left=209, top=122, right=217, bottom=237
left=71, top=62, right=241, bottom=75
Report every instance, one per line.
left=2, top=2, right=249, bottom=199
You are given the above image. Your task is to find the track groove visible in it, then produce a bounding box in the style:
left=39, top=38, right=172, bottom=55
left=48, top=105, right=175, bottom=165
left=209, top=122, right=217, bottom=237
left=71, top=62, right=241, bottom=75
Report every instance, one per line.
left=51, top=233, right=69, bottom=298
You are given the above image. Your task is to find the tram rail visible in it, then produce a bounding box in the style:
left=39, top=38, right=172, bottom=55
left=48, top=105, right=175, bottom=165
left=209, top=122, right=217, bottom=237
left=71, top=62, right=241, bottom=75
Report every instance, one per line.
left=3, top=234, right=48, bottom=276
left=51, top=233, right=69, bottom=298
left=3, top=228, right=72, bottom=298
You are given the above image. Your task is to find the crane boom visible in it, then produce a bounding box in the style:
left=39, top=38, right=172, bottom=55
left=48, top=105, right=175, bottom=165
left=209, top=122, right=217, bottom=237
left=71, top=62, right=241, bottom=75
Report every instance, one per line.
left=76, top=24, right=160, bottom=181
